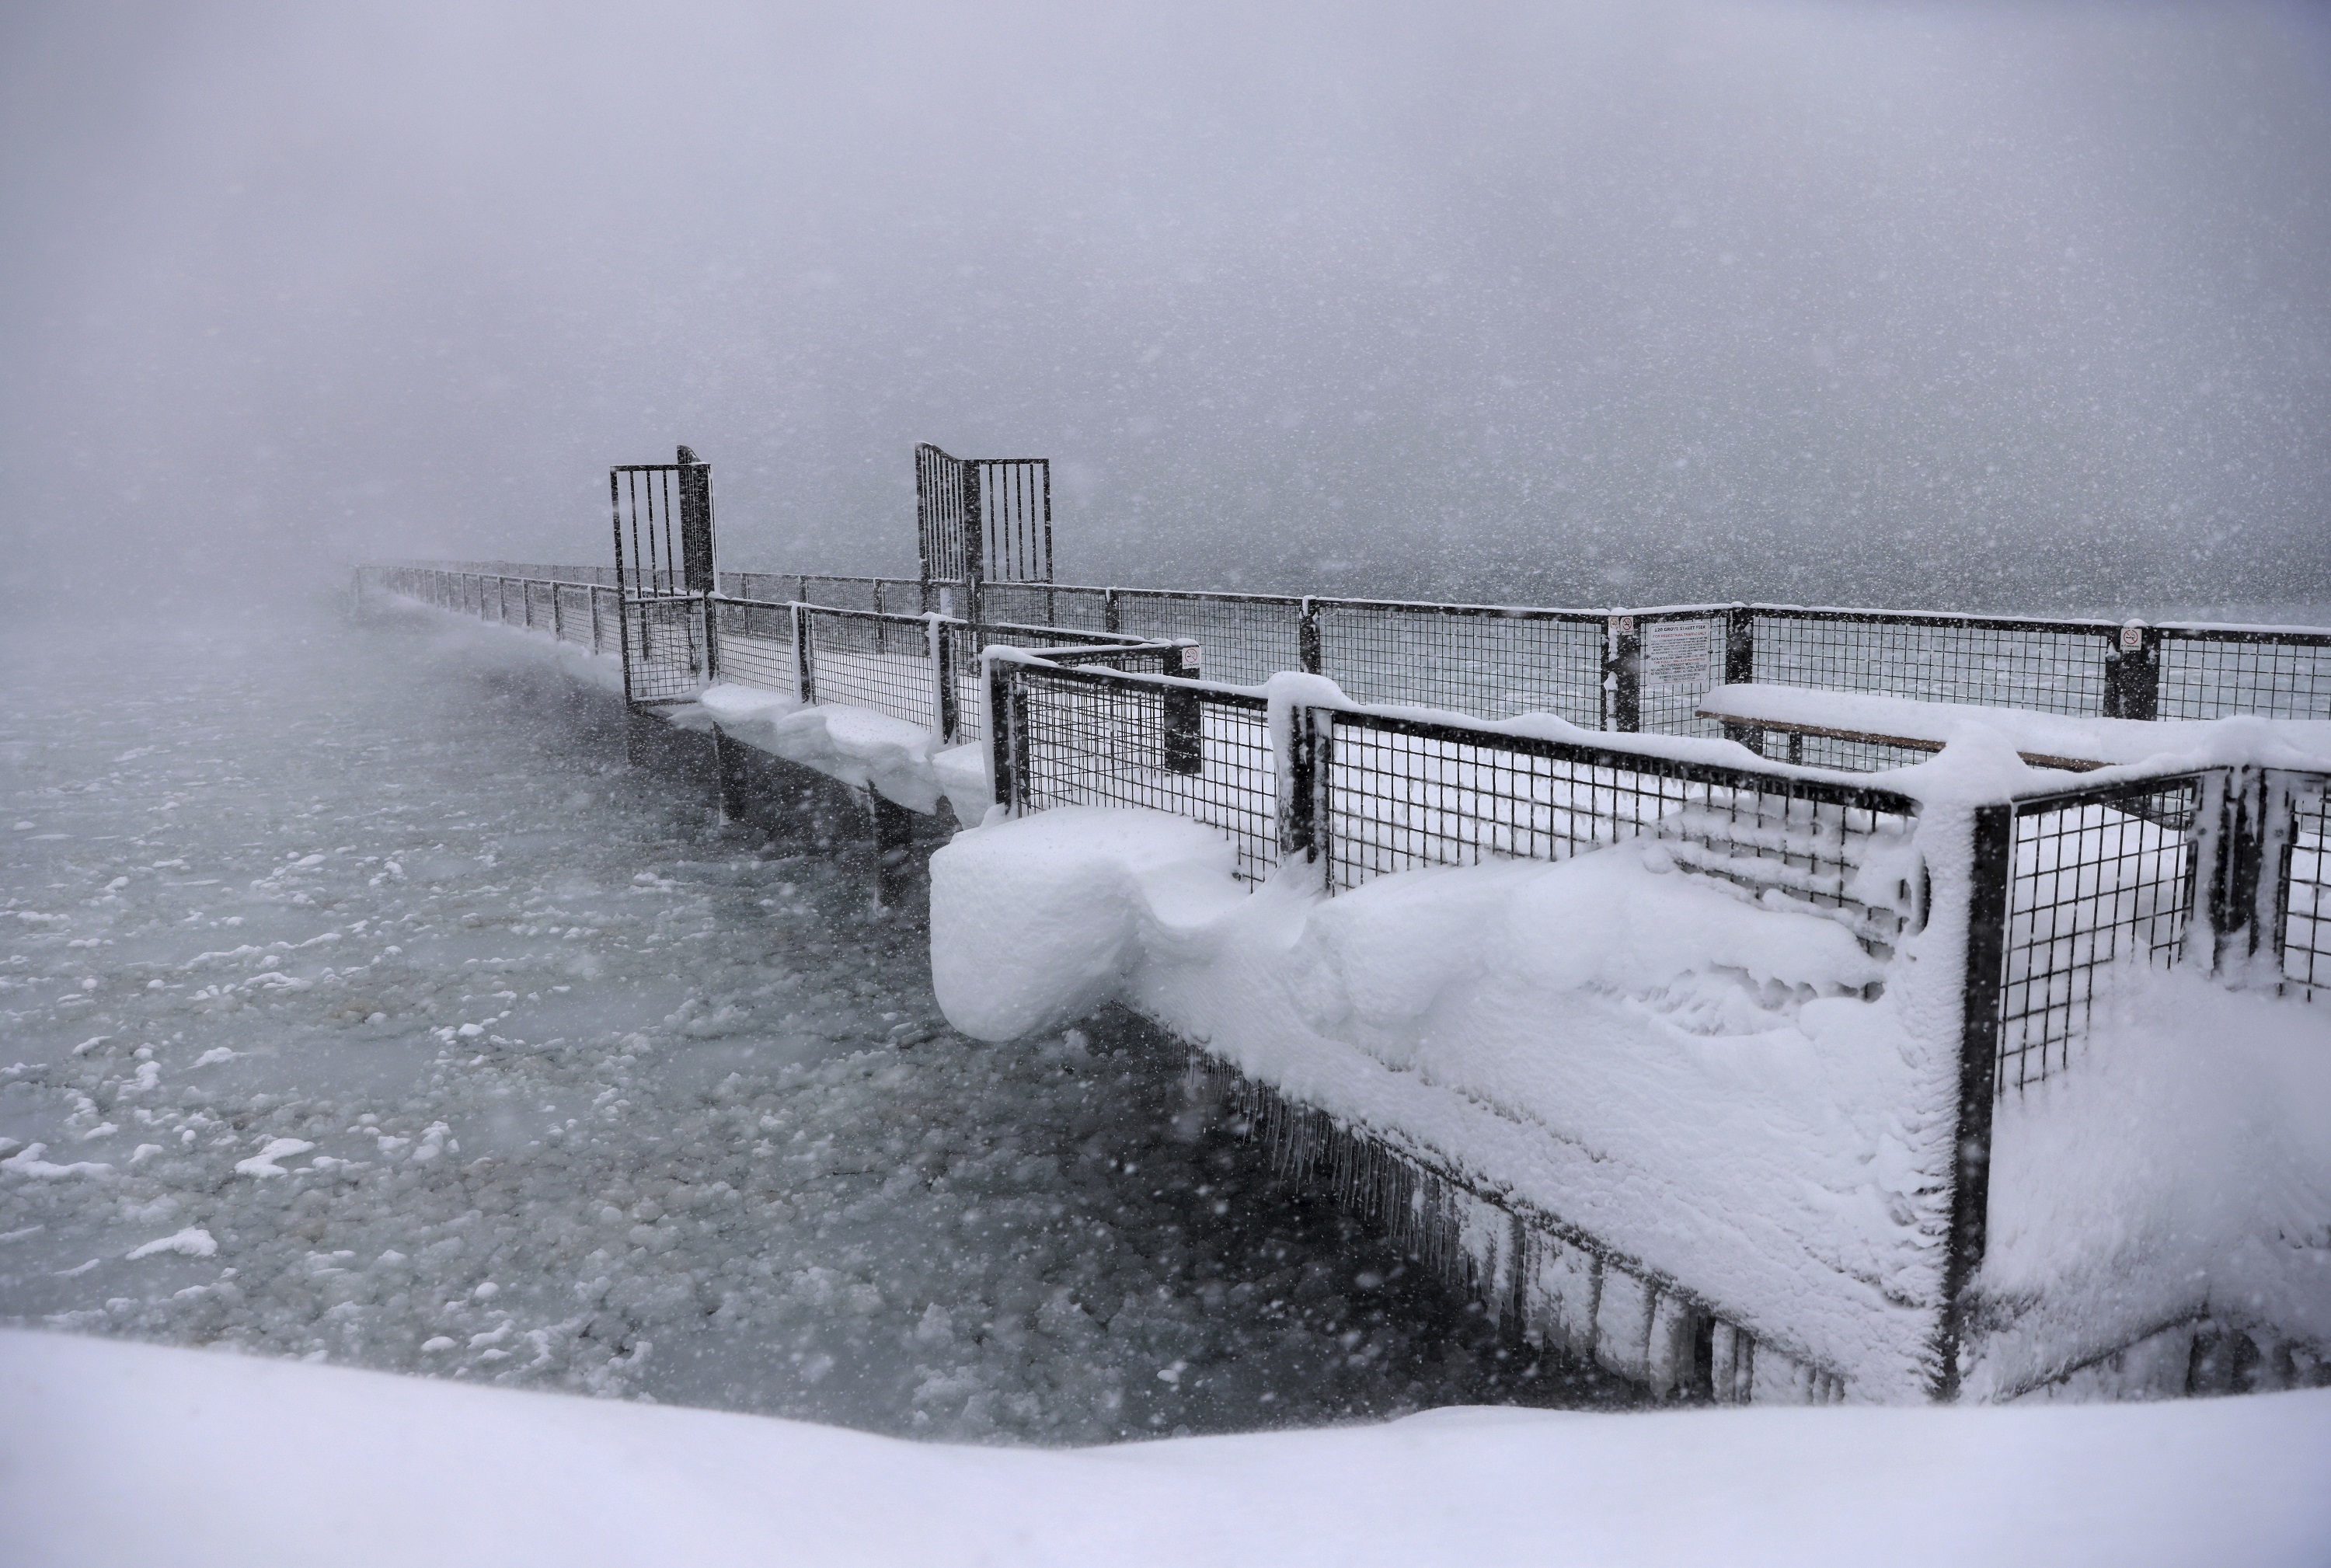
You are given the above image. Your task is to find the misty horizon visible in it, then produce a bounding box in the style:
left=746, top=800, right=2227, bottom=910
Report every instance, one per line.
left=4, top=1, right=2327, bottom=619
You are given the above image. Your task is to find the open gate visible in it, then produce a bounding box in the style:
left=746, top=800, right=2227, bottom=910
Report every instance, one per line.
left=611, top=446, right=717, bottom=705
left=915, top=444, right=1052, bottom=619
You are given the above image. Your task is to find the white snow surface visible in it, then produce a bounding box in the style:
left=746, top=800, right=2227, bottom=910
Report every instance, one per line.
left=6, top=1329, right=2328, bottom=1568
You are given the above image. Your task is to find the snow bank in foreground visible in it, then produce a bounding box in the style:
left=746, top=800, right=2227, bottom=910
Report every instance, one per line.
left=932, top=807, right=1959, bottom=1399
left=5, top=1330, right=2326, bottom=1568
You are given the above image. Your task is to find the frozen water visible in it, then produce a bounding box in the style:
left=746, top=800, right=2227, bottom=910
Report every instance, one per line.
left=0, top=599, right=1625, bottom=1441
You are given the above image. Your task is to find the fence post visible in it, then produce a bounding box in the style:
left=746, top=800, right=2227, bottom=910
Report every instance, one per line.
left=552, top=582, right=563, bottom=643
left=988, top=655, right=1024, bottom=814
left=1299, top=598, right=1323, bottom=676
left=1162, top=643, right=1203, bottom=775
left=2201, top=765, right=2272, bottom=975
left=591, top=587, right=604, bottom=655
left=2102, top=621, right=2160, bottom=720
left=1720, top=605, right=1760, bottom=752
left=1277, top=703, right=1331, bottom=887
left=1936, top=800, right=2012, bottom=1402
left=932, top=615, right=959, bottom=744
left=1103, top=587, right=1122, bottom=635
left=793, top=605, right=815, bottom=706
left=1605, top=614, right=1641, bottom=733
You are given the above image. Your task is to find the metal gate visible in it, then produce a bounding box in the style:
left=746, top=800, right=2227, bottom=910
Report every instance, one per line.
left=611, top=446, right=717, bottom=705
left=915, top=443, right=1052, bottom=617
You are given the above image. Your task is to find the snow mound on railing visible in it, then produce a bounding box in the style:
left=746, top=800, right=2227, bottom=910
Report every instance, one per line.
left=931, top=804, right=1950, bottom=1398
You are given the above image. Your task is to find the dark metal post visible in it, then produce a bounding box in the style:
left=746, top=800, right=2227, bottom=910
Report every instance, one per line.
left=1162, top=643, right=1203, bottom=775
left=1299, top=598, right=1323, bottom=676
left=1103, top=587, right=1122, bottom=636
left=2102, top=622, right=2160, bottom=721
left=1937, top=800, right=2012, bottom=1402
left=961, top=459, right=986, bottom=658
left=1721, top=605, right=1761, bottom=753
left=988, top=655, right=1023, bottom=814
left=1606, top=615, right=1641, bottom=733
left=1277, top=703, right=1329, bottom=884
left=2204, top=766, right=2269, bottom=974
left=932, top=616, right=960, bottom=744
left=793, top=605, right=816, bottom=706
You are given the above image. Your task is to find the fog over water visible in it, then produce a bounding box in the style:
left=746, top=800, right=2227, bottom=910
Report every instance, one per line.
left=3, top=2, right=2328, bottom=615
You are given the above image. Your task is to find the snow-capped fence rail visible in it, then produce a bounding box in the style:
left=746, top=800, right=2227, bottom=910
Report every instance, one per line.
left=375, top=559, right=2331, bottom=737
left=702, top=573, right=2331, bottom=738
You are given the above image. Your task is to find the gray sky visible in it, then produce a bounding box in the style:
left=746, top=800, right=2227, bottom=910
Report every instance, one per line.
left=4, top=0, right=2326, bottom=615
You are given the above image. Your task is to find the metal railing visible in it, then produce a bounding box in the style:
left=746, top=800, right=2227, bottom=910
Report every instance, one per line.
left=375, top=560, right=2331, bottom=737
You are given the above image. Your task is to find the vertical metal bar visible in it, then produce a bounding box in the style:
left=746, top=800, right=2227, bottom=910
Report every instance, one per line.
left=1162, top=646, right=1203, bottom=775
left=2103, top=622, right=2161, bottom=721
left=988, top=655, right=1020, bottom=813
left=1721, top=605, right=1761, bottom=753
left=793, top=604, right=815, bottom=705
left=1299, top=598, right=1323, bottom=676
left=1607, top=615, right=1642, bottom=733
left=1936, top=800, right=2012, bottom=1402
left=932, top=615, right=959, bottom=744
left=2206, top=766, right=2266, bottom=973
left=963, top=457, right=986, bottom=655
left=678, top=448, right=716, bottom=594
left=1104, top=587, right=1122, bottom=636
left=1040, top=459, right=1054, bottom=584
left=1279, top=701, right=1320, bottom=870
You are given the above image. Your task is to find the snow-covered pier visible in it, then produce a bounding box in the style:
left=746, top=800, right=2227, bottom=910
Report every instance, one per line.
left=358, top=451, right=2331, bottom=1409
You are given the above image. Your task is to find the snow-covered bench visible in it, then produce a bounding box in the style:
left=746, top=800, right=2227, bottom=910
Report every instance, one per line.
left=1699, top=683, right=2171, bottom=772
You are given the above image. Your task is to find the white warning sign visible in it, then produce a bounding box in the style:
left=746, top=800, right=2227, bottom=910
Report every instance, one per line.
left=1643, top=621, right=1716, bottom=689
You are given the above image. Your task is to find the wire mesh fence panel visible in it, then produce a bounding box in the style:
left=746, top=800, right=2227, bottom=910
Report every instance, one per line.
left=943, top=621, right=1177, bottom=747
left=1010, top=666, right=1281, bottom=881
left=1752, top=612, right=2113, bottom=717
left=713, top=600, right=797, bottom=695
left=622, top=596, right=711, bottom=704
left=979, top=581, right=1112, bottom=632
left=2280, top=773, right=2329, bottom=1001
left=1320, top=711, right=1919, bottom=939
left=554, top=583, right=588, bottom=644
left=1634, top=612, right=1730, bottom=739
left=1998, top=775, right=2202, bottom=1092
left=803, top=608, right=937, bottom=730
left=1313, top=602, right=1605, bottom=725
left=2157, top=631, right=2331, bottom=720
left=1110, top=591, right=1304, bottom=688
left=798, top=576, right=885, bottom=612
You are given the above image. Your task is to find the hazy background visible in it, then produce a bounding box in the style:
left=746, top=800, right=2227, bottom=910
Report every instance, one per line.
left=2, top=0, right=2326, bottom=617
